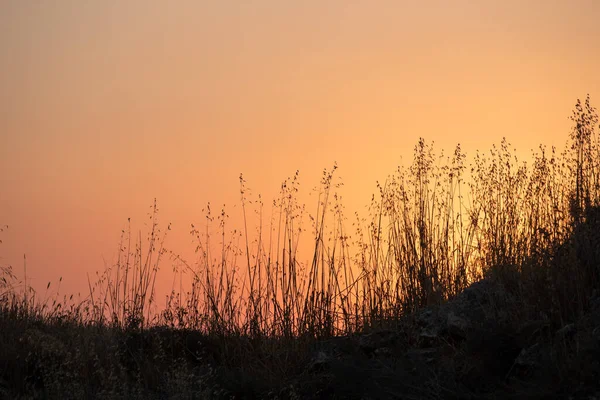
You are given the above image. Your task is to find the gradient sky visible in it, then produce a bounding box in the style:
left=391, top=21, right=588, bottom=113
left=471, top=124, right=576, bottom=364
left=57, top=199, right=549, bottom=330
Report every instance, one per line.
left=1, top=1, right=600, bottom=299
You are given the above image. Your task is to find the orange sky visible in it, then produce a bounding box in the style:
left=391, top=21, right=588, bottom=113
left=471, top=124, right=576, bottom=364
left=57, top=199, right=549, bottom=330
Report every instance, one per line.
left=1, top=1, right=600, bottom=300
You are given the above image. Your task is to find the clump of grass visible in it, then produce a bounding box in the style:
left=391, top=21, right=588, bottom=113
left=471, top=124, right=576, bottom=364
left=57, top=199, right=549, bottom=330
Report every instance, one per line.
left=86, top=198, right=170, bottom=330
left=355, top=139, right=474, bottom=320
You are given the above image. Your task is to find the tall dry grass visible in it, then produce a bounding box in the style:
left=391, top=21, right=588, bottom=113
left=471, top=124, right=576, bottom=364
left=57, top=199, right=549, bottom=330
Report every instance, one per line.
left=2, top=95, right=600, bottom=339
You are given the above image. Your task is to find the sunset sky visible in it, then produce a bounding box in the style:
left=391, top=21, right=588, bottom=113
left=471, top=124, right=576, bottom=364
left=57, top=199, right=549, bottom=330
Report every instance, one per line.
left=1, top=1, right=600, bottom=299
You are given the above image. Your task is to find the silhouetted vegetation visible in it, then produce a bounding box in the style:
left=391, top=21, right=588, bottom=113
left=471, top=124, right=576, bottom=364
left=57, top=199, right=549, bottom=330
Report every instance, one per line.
left=2, top=96, right=600, bottom=399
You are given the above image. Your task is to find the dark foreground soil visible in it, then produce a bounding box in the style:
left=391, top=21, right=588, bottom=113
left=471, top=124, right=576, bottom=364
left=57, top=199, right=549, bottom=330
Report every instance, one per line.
left=2, top=276, right=600, bottom=400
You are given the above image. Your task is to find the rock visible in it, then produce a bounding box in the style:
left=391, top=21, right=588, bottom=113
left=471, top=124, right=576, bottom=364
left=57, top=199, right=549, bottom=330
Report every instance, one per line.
left=414, top=308, right=442, bottom=346
left=447, top=312, right=469, bottom=339
left=417, top=310, right=434, bottom=326
left=418, top=328, right=439, bottom=347
left=407, top=348, right=438, bottom=364
left=307, top=351, right=330, bottom=373
left=359, top=330, right=398, bottom=354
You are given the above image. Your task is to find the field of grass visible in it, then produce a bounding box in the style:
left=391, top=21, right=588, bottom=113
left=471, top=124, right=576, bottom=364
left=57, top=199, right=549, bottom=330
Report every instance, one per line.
left=1, top=96, right=600, bottom=399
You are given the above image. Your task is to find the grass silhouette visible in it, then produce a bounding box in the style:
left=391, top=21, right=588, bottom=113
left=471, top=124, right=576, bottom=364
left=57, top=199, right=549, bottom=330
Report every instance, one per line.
left=1, top=95, right=600, bottom=399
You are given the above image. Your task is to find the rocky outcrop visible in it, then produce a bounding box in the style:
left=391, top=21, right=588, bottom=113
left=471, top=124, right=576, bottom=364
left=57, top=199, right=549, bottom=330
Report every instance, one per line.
left=300, top=275, right=600, bottom=399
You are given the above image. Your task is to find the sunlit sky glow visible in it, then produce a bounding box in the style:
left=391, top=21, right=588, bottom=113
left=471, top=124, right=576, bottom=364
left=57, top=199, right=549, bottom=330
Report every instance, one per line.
left=1, top=1, right=599, bottom=298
